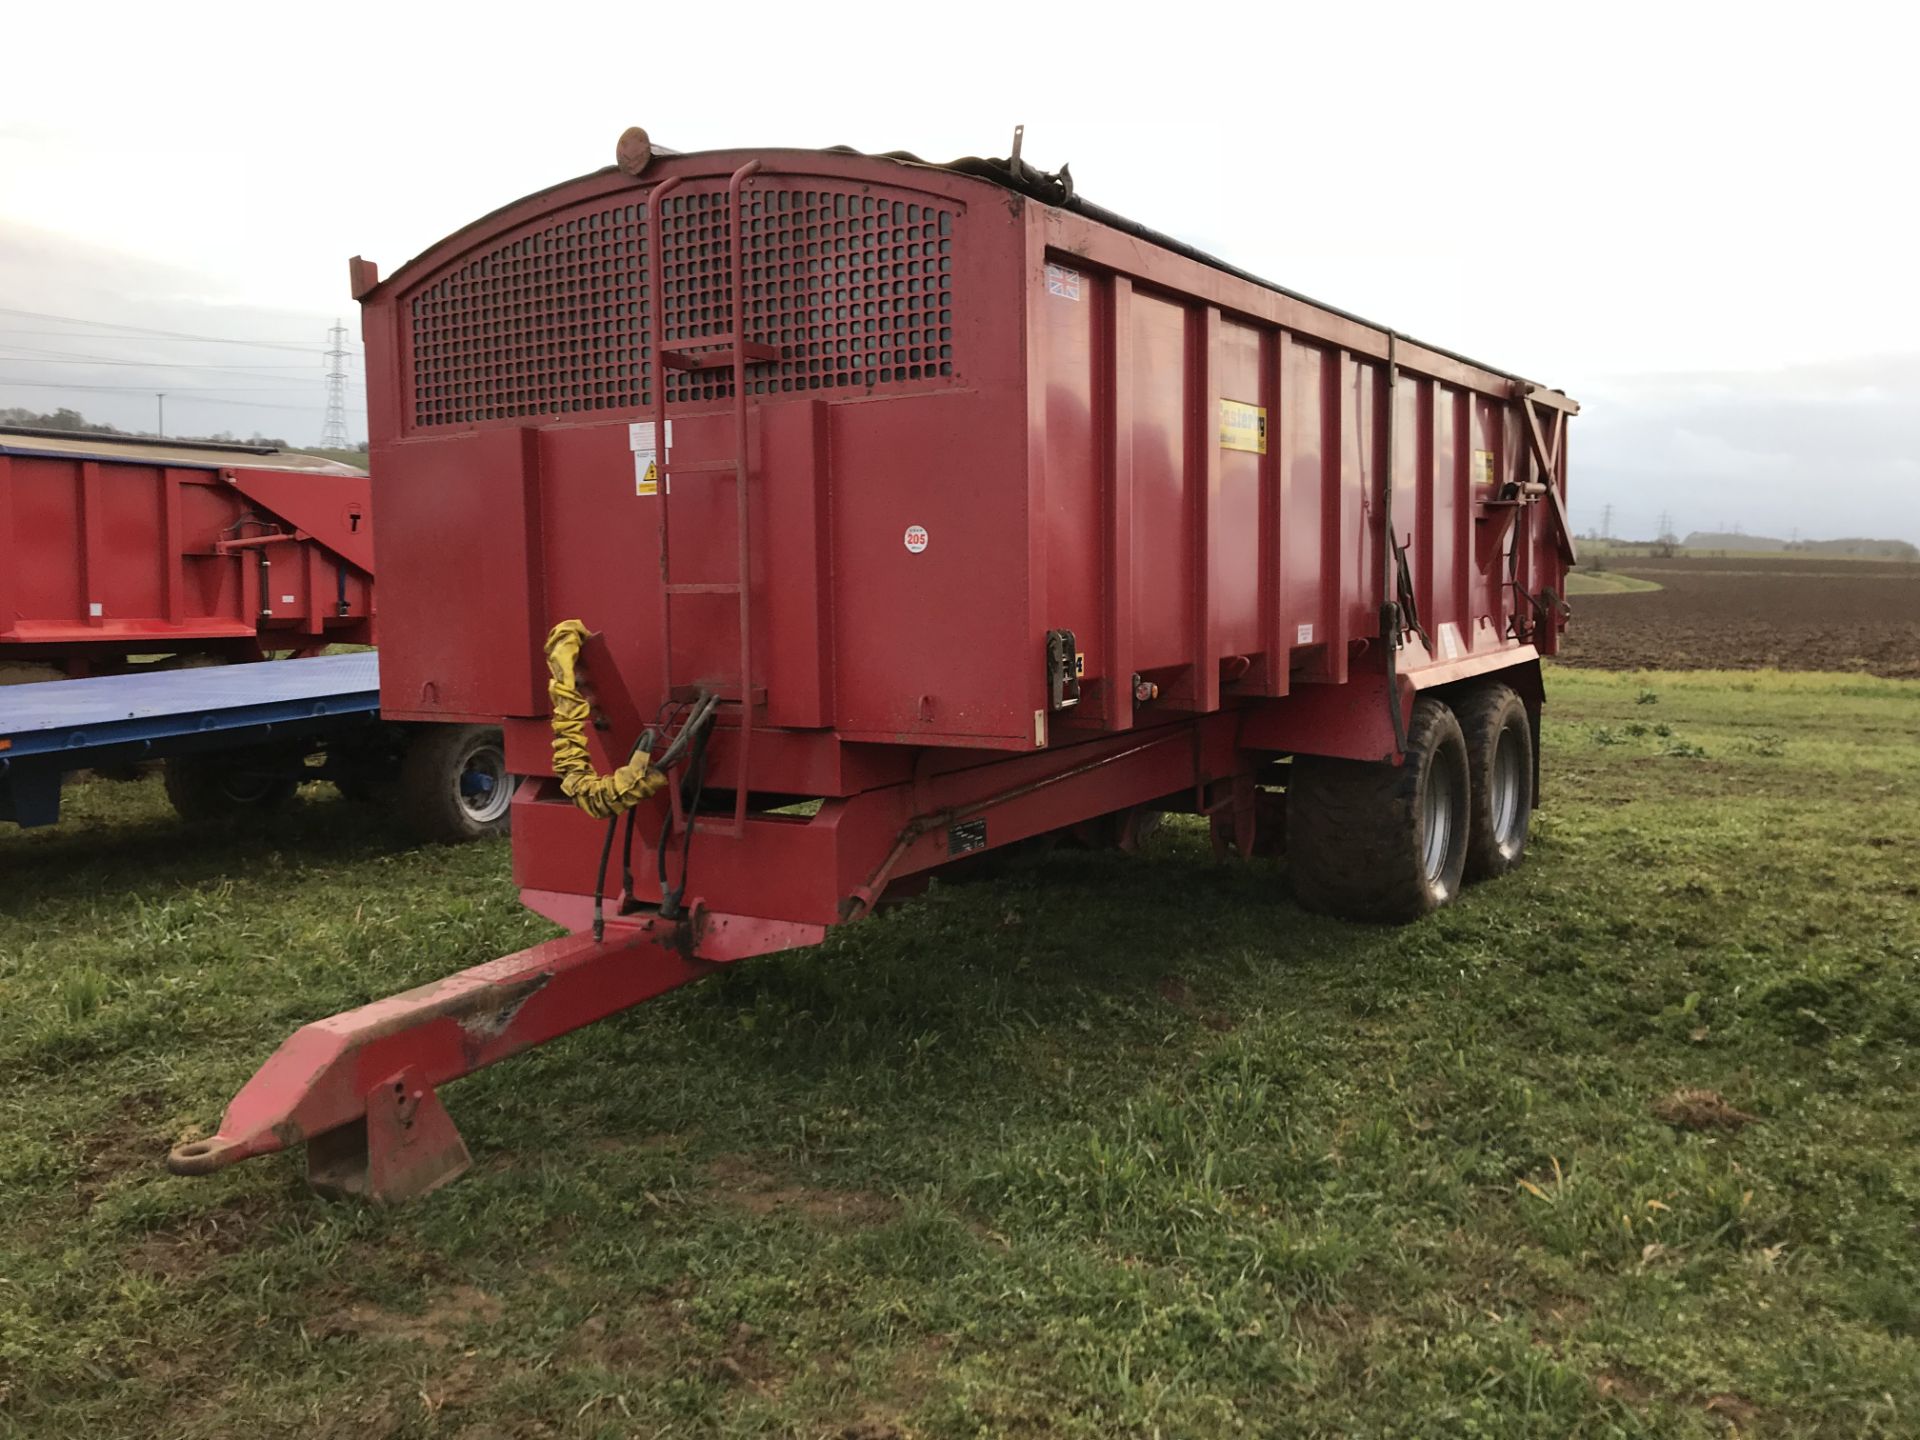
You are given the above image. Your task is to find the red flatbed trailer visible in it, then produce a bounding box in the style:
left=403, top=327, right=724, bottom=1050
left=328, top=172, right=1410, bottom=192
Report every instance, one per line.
left=0, top=429, right=375, bottom=673
left=170, top=134, right=1578, bottom=1200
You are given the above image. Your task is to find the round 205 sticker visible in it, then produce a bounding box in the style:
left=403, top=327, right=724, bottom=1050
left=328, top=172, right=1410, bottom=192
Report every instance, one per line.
left=903, top=524, right=929, bottom=554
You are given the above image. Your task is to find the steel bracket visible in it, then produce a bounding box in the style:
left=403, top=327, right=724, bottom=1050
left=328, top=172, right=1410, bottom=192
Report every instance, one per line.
left=307, top=1067, right=473, bottom=1204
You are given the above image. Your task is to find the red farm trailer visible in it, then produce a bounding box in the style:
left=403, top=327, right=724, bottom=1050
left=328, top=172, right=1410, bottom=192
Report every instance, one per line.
left=0, top=428, right=517, bottom=840
left=169, top=133, right=1578, bottom=1200
left=0, top=428, right=375, bottom=674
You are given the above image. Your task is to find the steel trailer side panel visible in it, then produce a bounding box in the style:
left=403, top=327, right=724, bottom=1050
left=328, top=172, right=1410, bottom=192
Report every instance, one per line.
left=1030, top=235, right=1569, bottom=720
left=1125, top=291, right=1195, bottom=678
left=371, top=428, right=545, bottom=723
left=0, top=443, right=375, bottom=661
left=1214, top=319, right=1264, bottom=660
left=1037, top=266, right=1103, bottom=693
left=829, top=391, right=1033, bottom=746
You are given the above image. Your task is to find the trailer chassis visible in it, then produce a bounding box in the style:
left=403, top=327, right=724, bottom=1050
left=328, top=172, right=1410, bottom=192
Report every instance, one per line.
left=164, top=646, right=1536, bottom=1201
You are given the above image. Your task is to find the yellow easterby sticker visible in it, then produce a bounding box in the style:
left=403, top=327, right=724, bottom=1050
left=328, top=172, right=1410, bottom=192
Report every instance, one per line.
left=1219, top=399, right=1267, bottom=454
left=1474, top=449, right=1495, bottom=488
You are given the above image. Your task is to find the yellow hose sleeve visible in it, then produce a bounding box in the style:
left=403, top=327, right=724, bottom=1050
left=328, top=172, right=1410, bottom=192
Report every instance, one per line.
left=543, top=619, right=669, bottom=820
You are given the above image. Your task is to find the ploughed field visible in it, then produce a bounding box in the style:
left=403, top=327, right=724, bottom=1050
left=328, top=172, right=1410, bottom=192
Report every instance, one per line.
left=1560, top=554, right=1920, bottom=677
left=3, top=669, right=1918, bottom=1438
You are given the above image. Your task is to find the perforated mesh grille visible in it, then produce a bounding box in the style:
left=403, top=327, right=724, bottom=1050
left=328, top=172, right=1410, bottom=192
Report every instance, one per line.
left=406, top=180, right=956, bottom=427
left=409, top=205, right=647, bottom=427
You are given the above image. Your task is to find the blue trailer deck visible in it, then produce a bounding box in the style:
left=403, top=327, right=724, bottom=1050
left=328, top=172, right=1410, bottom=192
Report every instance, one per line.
left=0, top=653, right=381, bottom=826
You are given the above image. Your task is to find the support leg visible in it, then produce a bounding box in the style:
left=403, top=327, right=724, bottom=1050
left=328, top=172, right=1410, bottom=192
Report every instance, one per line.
left=307, top=1067, right=473, bottom=1203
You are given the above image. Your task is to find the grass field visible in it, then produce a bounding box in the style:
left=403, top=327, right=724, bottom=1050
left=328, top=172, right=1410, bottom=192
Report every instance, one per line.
left=3, top=668, right=1918, bottom=1438
left=1561, top=572, right=1664, bottom=597
left=287, top=447, right=371, bottom=471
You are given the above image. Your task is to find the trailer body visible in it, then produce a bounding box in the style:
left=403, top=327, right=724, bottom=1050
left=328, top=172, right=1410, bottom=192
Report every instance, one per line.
left=356, top=145, right=1573, bottom=931
left=171, top=141, right=1578, bottom=1200
left=0, top=429, right=375, bottom=672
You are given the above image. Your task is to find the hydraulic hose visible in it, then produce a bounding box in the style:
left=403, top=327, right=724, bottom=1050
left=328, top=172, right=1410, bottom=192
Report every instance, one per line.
left=543, top=619, right=670, bottom=819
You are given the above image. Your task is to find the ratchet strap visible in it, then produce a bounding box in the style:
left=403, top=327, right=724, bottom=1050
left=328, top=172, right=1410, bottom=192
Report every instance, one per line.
left=543, top=619, right=669, bottom=819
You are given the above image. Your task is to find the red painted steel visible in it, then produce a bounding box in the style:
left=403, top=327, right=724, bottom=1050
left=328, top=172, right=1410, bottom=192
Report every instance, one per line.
left=0, top=432, right=375, bottom=670
left=174, top=144, right=1577, bottom=1191
left=168, top=912, right=826, bottom=1200
left=354, top=145, right=1575, bottom=909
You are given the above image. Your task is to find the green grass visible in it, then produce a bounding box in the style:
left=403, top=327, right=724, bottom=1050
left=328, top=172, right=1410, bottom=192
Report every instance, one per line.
left=2, top=667, right=1918, bottom=1437
left=285, top=447, right=369, bottom=471
left=1563, top=571, right=1664, bottom=596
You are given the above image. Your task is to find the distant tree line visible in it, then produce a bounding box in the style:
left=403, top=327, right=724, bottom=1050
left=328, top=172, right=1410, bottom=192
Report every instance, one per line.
left=0, top=405, right=300, bottom=451
left=1682, top=531, right=1919, bottom=561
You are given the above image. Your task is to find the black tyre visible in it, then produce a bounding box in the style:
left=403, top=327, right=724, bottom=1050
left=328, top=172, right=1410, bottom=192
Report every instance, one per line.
left=1285, top=696, right=1471, bottom=922
left=398, top=724, right=515, bottom=843
left=163, top=751, right=298, bottom=822
left=1451, top=682, right=1533, bottom=882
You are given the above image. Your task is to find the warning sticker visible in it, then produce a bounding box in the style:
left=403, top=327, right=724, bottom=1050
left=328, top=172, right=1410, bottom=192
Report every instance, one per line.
left=1473, top=448, right=1495, bottom=488
left=630, top=420, right=672, bottom=496
left=1044, top=262, right=1081, bottom=301
left=1219, top=400, right=1267, bottom=454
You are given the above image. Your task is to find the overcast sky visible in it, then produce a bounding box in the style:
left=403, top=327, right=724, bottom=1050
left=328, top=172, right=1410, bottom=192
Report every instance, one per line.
left=3, top=1, right=1915, bottom=542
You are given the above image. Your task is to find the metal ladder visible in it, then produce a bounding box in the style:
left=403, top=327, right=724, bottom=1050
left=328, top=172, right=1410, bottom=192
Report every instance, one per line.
left=648, top=160, right=775, bottom=839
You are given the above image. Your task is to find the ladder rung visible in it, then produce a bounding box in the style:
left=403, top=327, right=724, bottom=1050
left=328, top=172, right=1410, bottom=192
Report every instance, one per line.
left=664, top=582, right=741, bottom=595
left=662, top=342, right=780, bottom=371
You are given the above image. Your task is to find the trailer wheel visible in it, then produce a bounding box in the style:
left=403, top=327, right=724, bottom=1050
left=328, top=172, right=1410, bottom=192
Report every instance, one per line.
left=398, top=724, right=515, bottom=843
left=1285, top=696, right=1471, bottom=922
left=1452, top=683, right=1533, bottom=881
left=163, top=752, right=298, bottom=822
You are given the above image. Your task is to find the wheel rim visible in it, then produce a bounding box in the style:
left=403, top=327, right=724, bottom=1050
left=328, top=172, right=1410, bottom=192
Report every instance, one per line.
left=220, top=773, right=280, bottom=805
left=1490, top=724, right=1526, bottom=854
left=1420, top=757, right=1456, bottom=886
left=455, top=742, right=514, bottom=824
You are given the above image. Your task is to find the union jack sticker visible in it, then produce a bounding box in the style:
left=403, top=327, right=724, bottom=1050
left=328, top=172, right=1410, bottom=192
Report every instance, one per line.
left=1045, top=262, right=1082, bottom=301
